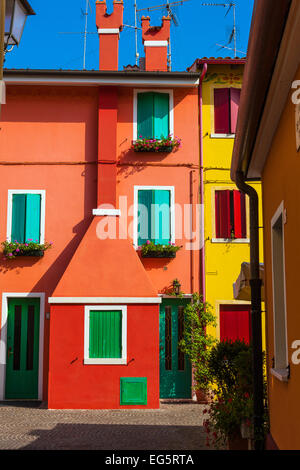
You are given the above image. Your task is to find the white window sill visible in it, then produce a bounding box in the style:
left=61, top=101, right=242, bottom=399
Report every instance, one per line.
left=211, top=238, right=250, bottom=244
left=84, top=358, right=127, bottom=365
left=210, top=133, right=235, bottom=139
left=270, top=367, right=289, bottom=382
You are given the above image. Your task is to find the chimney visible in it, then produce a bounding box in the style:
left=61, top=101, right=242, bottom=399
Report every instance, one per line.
left=141, top=16, right=171, bottom=71
left=96, top=0, right=124, bottom=71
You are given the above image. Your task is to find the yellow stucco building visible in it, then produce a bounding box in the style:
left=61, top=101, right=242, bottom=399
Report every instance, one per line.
left=189, top=58, right=264, bottom=343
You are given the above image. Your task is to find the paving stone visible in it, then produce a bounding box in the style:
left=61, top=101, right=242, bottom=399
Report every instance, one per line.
left=0, top=402, right=211, bottom=450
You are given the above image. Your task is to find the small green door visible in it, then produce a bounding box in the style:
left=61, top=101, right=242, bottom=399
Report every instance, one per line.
left=5, top=298, right=40, bottom=399
left=159, top=299, right=192, bottom=398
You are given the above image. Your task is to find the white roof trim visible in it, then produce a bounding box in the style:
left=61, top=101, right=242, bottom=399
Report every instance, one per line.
left=48, top=297, right=162, bottom=304
left=4, top=75, right=199, bottom=88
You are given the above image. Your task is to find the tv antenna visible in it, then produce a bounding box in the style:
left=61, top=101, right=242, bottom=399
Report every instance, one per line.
left=59, top=0, right=96, bottom=70
left=202, top=3, right=239, bottom=57
left=136, top=0, right=191, bottom=70
left=82, top=0, right=92, bottom=70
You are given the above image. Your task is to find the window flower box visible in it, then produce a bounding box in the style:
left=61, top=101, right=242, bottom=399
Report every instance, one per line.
left=2, top=240, right=53, bottom=260
left=140, top=241, right=181, bottom=259
left=132, top=136, right=182, bottom=153
left=16, top=250, right=44, bottom=257
left=142, top=250, right=176, bottom=259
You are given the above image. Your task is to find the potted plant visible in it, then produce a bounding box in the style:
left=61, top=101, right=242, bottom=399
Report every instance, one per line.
left=178, top=293, right=217, bottom=403
left=132, top=135, right=182, bottom=153
left=2, top=240, right=53, bottom=260
left=140, top=240, right=181, bottom=258
left=204, top=340, right=268, bottom=450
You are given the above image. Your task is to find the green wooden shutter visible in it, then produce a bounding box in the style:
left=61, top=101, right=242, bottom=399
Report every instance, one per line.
left=89, top=310, right=122, bottom=359
left=137, top=92, right=154, bottom=139
left=138, top=190, right=153, bottom=245
left=154, top=93, right=169, bottom=139
left=25, top=194, right=41, bottom=243
left=11, top=194, right=26, bottom=243
left=154, top=190, right=171, bottom=244
left=120, top=377, right=147, bottom=405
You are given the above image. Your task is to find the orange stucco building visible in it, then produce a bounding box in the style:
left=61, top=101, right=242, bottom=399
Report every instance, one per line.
left=0, top=0, right=202, bottom=408
left=231, top=0, right=300, bottom=449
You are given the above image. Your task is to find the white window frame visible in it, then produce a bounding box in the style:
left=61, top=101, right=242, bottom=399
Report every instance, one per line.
left=133, top=185, right=175, bottom=249
left=7, top=190, right=46, bottom=244
left=133, top=89, right=174, bottom=141
left=84, top=305, right=127, bottom=365
left=270, top=201, right=289, bottom=382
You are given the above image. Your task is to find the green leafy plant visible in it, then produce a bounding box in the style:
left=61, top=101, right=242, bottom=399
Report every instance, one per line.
left=178, top=293, right=217, bottom=393
left=132, top=135, right=182, bottom=153
left=203, top=340, right=268, bottom=449
left=140, top=240, right=181, bottom=258
left=203, top=391, right=253, bottom=449
left=2, top=240, right=53, bottom=260
left=207, top=339, right=251, bottom=396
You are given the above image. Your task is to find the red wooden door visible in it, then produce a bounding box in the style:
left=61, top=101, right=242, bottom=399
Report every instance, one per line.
left=220, top=304, right=251, bottom=344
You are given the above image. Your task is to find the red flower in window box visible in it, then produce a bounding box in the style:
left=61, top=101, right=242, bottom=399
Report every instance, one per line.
left=2, top=240, right=52, bottom=260
left=132, top=136, right=182, bottom=153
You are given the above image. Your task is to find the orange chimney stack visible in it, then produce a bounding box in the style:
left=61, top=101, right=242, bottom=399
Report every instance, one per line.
left=96, top=0, right=124, bottom=71
left=141, top=16, right=171, bottom=71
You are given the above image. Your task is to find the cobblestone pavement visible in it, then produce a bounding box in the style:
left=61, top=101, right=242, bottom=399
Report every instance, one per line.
left=0, top=401, right=209, bottom=450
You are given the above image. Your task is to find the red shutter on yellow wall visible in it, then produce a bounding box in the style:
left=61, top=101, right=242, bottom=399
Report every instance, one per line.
left=233, top=190, right=247, bottom=239
left=230, top=88, right=241, bottom=134
left=214, top=89, right=230, bottom=134
left=215, top=190, right=231, bottom=238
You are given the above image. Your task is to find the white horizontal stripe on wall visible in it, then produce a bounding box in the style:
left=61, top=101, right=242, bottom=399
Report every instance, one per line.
left=48, top=297, right=162, bottom=304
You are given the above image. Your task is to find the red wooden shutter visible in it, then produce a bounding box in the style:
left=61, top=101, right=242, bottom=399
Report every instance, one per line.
left=233, top=190, right=246, bottom=238
left=240, top=192, right=247, bottom=238
left=220, top=304, right=251, bottom=344
left=215, top=190, right=231, bottom=238
left=215, top=191, right=220, bottom=238
left=214, top=89, right=230, bottom=134
left=230, top=88, right=241, bottom=134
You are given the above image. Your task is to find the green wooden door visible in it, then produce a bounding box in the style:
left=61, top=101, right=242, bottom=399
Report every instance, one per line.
left=159, top=299, right=192, bottom=398
left=5, top=298, right=40, bottom=399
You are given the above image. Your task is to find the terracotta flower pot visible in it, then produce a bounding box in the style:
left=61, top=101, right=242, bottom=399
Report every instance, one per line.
left=195, top=389, right=211, bottom=404
left=227, top=432, right=249, bottom=450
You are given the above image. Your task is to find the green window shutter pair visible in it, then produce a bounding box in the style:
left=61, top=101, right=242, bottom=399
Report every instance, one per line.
left=11, top=194, right=41, bottom=243
left=137, top=92, right=170, bottom=139
left=89, top=310, right=122, bottom=359
left=138, top=189, right=171, bottom=245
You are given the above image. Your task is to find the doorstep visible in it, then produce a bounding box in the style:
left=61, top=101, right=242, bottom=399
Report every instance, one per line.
left=159, top=399, right=196, bottom=404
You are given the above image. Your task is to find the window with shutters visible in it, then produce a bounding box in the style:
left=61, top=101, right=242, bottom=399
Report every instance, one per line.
left=213, top=87, right=241, bottom=136
left=7, top=190, right=46, bottom=244
left=134, top=186, right=175, bottom=247
left=84, top=306, right=127, bottom=365
left=133, top=90, right=173, bottom=141
left=214, top=189, right=248, bottom=241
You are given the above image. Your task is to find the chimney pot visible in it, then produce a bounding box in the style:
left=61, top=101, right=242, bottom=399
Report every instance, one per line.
left=141, top=16, right=170, bottom=71
left=96, top=0, right=124, bottom=71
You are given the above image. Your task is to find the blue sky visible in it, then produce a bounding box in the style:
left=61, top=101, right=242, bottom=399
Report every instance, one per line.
left=5, top=0, right=254, bottom=71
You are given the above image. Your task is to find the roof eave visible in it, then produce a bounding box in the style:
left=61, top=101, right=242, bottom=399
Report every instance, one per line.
left=3, top=69, right=200, bottom=87
left=230, top=0, right=292, bottom=182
